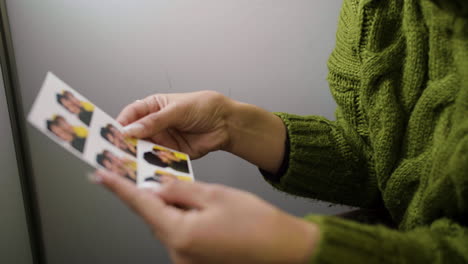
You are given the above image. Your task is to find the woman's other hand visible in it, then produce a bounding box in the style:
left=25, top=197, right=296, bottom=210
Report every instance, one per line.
left=117, top=91, right=286, bottom=173
left=118, top=91, right=233, bottom=159
left=94, top=169, right=319, bottom=264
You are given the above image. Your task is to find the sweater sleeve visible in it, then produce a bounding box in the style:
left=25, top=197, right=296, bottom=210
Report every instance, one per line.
left=306, top=215, right=468, bottom=264
left=261, top=0, right=381, bottom=207
left=261, top=113, right=379, bottom=208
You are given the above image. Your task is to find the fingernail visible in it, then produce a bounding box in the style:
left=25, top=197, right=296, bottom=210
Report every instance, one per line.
left=87, top=172, right=103, bottom=184
left=123, top=123, right=144, bottom=135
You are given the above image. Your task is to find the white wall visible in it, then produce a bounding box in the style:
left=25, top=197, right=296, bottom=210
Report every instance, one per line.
left=6, top=1, right=347, bottom=263
left=0, top=65, right=33, bottom=263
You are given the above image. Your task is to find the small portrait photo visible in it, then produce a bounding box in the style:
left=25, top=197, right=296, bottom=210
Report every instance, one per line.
left=100, top=124, right=137, bottom=157
left=56, top=90, right=95, bottom=126
left=46, top=114, right=88, bottom=153
left=143, top=145, right=190, bottom=174
left=96, top=150, right=137, bottom=182
left=144, top=170, right=192, bottom=183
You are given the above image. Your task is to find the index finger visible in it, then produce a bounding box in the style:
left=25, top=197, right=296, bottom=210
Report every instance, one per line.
left=94, top=169, right=179, bottom=237
left=116, top=96, right=161, bottom=126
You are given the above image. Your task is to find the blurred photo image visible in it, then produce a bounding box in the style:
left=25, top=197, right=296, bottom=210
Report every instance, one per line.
left=46, top=114, right=88, bottom=153
left=100, top=124, right=137, bottom=156
left=56, top=90, right=94, bottom=126
left=144, top=170, right=192, bottom=183
left=143, top=146, right=190, bottom=174
left=96, top=150, right=137, bottom=182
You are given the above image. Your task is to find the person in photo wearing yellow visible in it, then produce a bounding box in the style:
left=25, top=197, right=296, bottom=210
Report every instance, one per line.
left=100, top=124, right=137, bottom=156
left=96, top=150, right=137, bottom=182
left=46, top=115, right=88, bottom=153
left=56, top=90, right=94, bottom=126
left=143, top=146, right=190, bottom=174
left=145, top=170, right=192, bottom=183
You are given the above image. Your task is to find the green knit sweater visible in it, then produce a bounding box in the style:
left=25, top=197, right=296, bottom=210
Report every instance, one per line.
left=265, top=0, right=468, bottom=263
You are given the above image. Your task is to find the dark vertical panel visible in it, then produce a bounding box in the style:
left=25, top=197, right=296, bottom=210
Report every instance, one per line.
left=0, top=65, right=33, bottom=264
left=0, top=1, right=44, bottom=263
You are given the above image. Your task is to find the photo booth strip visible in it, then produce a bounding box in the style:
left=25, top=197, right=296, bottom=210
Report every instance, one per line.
left=28, top=72, right=195, bottom=188
left=137, top=138, right=194, bottom=189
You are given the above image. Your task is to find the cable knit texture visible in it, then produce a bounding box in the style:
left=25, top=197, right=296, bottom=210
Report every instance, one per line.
left=263, top=0, right=468, bottom=263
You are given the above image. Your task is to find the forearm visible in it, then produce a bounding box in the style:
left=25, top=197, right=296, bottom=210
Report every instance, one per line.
left=224, top=99, right=286, bottom=174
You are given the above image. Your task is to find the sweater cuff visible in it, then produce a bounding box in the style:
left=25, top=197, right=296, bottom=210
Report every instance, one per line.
left=303, top=214, right=453, bottom=264
left=304, top=215, right=397, bottom=264
left=305, top=215, right=384, bottom=264
left=261, top=112, right=364, bottom=204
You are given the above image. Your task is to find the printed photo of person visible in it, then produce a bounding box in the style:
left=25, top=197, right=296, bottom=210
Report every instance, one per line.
left=96, top=150, right=137, bottom=182
left=144, top=170, right=192, bottom=183
left=143, top=146, right=190, bottom=174
left=56, top=90, right=94, bottom=126
left=100, top=124, right=137, bottom=156
left=46, top=115, right=88, bottom=153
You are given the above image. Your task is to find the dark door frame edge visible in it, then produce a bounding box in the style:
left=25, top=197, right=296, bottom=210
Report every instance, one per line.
left=0, top=1, right=46, bottom=263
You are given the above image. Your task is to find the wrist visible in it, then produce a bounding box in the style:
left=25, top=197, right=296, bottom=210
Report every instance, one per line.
left=292, top=217, right=320, bottom=264
left=221, top=99, right=249, bottom=154
left=222, top=99, right=287, bottom=173
left=273, top=212, right=319, bottom=264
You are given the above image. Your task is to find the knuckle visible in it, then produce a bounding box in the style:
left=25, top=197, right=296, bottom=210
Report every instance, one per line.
left=200, top=90, right=219, bottom=96
left=144, top=94, right=160, bottom=102
left=145, top=95, right=157, bottom=107
left=160, top=180, right=180, bottom=194
left=205, top=184, right=227, bottom=200
left=166, top=179, right=180, bottom=189
left=203, top=90, right=224, bottom=101
left=138, top=119, right=151, bottom=130
left=145, top=94, right=167, bottom=109
left=147, top=112, right=161, bottom=123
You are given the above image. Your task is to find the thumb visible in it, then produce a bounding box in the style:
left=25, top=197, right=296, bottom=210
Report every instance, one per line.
left=122, top=104, right=182, bottom=138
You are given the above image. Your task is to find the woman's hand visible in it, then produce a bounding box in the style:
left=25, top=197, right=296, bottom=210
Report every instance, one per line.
left=93, top=169, right=319, bottom=264
left=118, top=91, right=233, bottom=159
left=117, top=91, right=287, bottom=173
